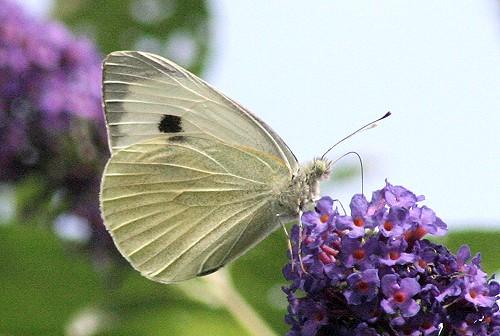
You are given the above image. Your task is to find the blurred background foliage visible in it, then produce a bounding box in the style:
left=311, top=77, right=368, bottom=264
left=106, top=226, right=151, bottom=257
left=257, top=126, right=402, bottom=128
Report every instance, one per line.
left=54, top=0, right=210, bottom=74
left=0, top=0, right=498, bottom=335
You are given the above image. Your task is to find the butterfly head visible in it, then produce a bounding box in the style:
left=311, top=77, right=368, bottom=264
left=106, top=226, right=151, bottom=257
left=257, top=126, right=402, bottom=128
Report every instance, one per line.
left=278, top=158, right=331, bottom=216
left=302, top=158, right=332, bottom=204
left=307, top=158, right=331, bottom=183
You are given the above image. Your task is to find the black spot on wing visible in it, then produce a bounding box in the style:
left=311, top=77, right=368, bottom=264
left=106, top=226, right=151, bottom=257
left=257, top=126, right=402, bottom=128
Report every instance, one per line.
left=158, top=114, right=182, bottom=133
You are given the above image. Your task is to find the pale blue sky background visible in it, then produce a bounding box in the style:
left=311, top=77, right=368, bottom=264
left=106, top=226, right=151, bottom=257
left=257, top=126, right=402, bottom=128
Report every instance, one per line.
left=207, top=1, right=500, bottom=229
left=21, top=0, right=500, bottom=229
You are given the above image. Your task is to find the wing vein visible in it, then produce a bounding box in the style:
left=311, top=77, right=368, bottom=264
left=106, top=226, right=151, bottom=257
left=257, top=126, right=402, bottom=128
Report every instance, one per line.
left=131, top=207, right=218, bottom=261
left=151, top=199, right=267, bottom=277
left=198, top=199, right=268, bottom=275
left=114, top=206, right=190, bottom=241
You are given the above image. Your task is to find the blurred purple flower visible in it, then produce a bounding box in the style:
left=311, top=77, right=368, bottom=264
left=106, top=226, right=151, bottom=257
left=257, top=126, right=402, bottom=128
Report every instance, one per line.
left=0, top=0, right=114, bottom=258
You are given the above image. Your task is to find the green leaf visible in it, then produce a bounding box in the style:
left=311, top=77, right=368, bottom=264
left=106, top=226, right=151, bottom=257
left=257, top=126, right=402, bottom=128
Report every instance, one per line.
left=95, top=270, right=251, bottom=336
left=96, top=302, right=249, bottom=336
left=0, top=225, right=103, bottom=335
left=14, top=175, right=49, bottom=220
left=0, top=222, right=256, bottom=335
left=229, top=229, right=289, bottom=335
left=13, top=175, right=68, bottom=227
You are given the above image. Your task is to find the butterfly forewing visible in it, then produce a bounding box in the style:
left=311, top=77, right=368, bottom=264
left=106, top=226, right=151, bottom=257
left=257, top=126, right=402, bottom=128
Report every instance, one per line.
left=100, top=134, right=291, bottom=283
left=102, top=51, right=298, bottom=174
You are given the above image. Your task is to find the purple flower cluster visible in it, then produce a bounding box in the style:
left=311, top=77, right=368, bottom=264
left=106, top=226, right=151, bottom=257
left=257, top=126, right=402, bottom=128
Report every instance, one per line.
left=0, top=0, right=105, bottom=179
left=0, top=1, right=112, bottom=254
left=283, top=181, right=499, bottom=336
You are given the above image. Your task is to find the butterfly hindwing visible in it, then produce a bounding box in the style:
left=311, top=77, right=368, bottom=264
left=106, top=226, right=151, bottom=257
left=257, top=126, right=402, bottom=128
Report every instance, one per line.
left=100, top=134, right=291, bottom=283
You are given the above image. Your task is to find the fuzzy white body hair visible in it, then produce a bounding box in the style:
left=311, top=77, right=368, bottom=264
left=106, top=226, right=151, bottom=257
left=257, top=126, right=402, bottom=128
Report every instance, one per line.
left=277, top=158, right=331, bottom=217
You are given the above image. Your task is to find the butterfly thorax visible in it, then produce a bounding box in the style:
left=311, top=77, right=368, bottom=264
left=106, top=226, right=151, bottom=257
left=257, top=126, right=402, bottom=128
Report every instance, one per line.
left=277, top=158, right=331, bottom=216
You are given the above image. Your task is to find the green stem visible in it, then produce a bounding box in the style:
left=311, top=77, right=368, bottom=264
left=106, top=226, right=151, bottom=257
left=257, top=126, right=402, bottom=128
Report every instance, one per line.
left=203, top=269, right=277, bottom=336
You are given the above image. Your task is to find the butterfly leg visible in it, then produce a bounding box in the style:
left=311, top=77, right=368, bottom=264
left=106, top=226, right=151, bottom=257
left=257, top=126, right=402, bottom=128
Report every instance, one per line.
left=297, top=218, right=308, bottom=274
left=277, top=214, right=295, bottom=272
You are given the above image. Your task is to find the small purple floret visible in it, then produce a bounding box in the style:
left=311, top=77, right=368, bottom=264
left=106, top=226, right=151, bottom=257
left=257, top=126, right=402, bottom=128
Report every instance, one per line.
left=344, top=269, right=380, bottom=305
left=384, top=180, right=420, bottom=208
left=380, top=274, right=421, bottom=317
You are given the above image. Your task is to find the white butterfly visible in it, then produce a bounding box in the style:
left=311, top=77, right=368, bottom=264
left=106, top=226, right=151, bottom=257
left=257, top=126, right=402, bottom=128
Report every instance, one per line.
left=99, top=51, right=330, bottom=283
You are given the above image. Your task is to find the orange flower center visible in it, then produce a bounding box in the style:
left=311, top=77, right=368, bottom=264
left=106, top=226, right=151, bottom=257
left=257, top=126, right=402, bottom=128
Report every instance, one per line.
left=469, top=289, right=478, bottom=299
left=418, top=259, right=427, bottom=268
left=389, top=251, right=400, bottom=260
left=421, top=321, right=433, bottom=330
left=320, top=214, right=329, bottom=223
left=353, top=249, right=365, bottom=260
left=393, top=291, right=406, bottom=303
left=404, top=230, right=413, bottom=241
left=314, top=312, right=324, bottom=321
left=353, top=217, right=365, bottom=227
left=414, top=226, right=428, bottom=239
left=356, top=281, right=369, bottom=292
left=383, top=221, right=394, bottom=231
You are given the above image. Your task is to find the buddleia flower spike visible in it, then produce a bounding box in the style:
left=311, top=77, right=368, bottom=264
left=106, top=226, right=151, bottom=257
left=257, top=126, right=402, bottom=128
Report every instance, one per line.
left=283, top=181, right=500, bottom=335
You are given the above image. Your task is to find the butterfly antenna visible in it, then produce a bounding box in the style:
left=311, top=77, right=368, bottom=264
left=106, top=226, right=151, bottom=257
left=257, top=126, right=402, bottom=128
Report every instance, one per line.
left=320, top=111, right=391, bottom=160
left=331, top=151, right=365, bottom=196
left=277, top=214, right=295, bottom=272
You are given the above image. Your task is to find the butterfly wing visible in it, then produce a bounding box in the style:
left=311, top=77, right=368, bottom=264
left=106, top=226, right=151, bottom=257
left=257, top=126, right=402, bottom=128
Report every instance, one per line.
left=100, top=134, right=291, bottom=283
left=102, top=50, right=298, bottom=174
